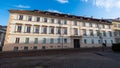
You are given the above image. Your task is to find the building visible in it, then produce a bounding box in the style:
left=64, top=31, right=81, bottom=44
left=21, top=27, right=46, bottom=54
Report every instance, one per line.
left=111, top=18, right=120, bottom=43
left=0, top=25, right=7, bottom=51
left=2, top=10, right=115, bottom=51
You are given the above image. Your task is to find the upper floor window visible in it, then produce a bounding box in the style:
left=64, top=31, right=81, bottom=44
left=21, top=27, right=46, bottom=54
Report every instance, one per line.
left=57, top=27, right=61, bottom=34
left=58, top=38, right=61, bottom=43
left=103, top=31, right=106, bottom=36
left=74, top=21, right=77, bottom=26
left=15, top=37, right=20, bottom=44
left=25, top=38, right=29, bottom=44
left=108, top=25, right=111, bottom=29
left=109, top=31, right=112, bottom=37
left=51, top=19, right=54, bottom=23
left=44, top=18, right=47, bottom=22
left=36, top=17, right=40, bottom=22
left=58, top=19, right=61, bottom=24
left=102, top=25, right=105, bottom=28
left=96, top=30, right=100, bottom=36
left=89, top=30, right=94, bottom=36
left=50, top=27, right=54, bottom=34
left=17, top=25, right=22, bottom=32
left=74, top=28, right=78, bottom=35
left=64, top=20, right=67, bottom=25
left=42, top=26, right=47, bottom=34
left=89, top=23, right=92, bottom=27
left=82, top=29, right=87, bottom=36
left=82, top=22, right=86, bottom=27
left=34, top=38, right=38, bottom=44
left=34, top=26, right=39, bottom=33
left=28, top=16, right=32, bottom=21
left=26, top=26, right=31, bottom=33
left=63, top=28, right=67, bottom=35
left=18, top=15, right=23, bottom=20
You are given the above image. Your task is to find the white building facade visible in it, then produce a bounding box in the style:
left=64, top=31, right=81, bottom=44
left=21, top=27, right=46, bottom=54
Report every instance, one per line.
left=2, top=10, right=115, bottom=51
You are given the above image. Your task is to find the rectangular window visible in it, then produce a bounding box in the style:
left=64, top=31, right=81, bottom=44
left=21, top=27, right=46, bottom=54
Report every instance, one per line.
left=102, top=25, right=105, bottom=28
left=35, top=27, right=39, bottom=33
left=111, top=40, right=113, bottom=44
left=36, top=17, right=40, bottom=22
left=51, top=19, right=54, bottom=23
left=25, top=38, right=29, bottom=44
left=109, top=31, right=112, bottom=37
left=17, top=25, right=22, bottom=32
left=58, top=19, right=61, bottom=24
left=84, top=39, right=87, bottom=44
left=19, top=15, right=23, bottom=20
left=15, top=38, right=20, bottom=43
left=57, top=27, right=61, bottom=34
left=64, top=20, right=67, bottom=25
left=44, top=18, right=47, bottom=22
left=42, top=27, right=47, bottom=34
left=26, top=26, right=31, bottom=33
left=74, top=28, right=78, bottom=35
left=24, top=46, right=28, bottom=51
left=82, top=22, right=86, bottom=27
left=43, top=38, right=46, bottom=44
left=64, top=39, right=67, bottom=43
left=50, top=38, right=54, bottom=44
left=58, top=38, right=61, bottom=43
left=96, top=30, right=100, bottom=36
left=82, top=29, right=87, bottom=36
left=33, top=46, right=37, bottom=50
left=34, top=38, right=38, bottom=44
left=50, top=27, right=54, bottom=34
left=63, top=28, right=67, bottom=35
left=103, top=31, right=106, bottom=36
left=89, top=30, right=94, bottom=36
left=91, top=39, right=94, bottom=44
left=98, top=40, right=101, bottom=44
left=89, top=23, right=92, bottom=27
left=28, top=16, right=32, bottom=21
left=74, top=21, right=77, bottom=26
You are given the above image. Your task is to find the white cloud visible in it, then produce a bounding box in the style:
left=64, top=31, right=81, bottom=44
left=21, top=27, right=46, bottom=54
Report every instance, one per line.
left=56, top=0, right=68, bottom=3
left=14, top=4, right=31, bottom=9
left=94, top=0, right=120, bottom=11
left=47, top=9, right=62, bottom=13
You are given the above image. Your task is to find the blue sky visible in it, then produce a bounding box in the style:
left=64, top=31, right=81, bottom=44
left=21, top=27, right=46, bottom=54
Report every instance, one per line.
left=1, top=0, right=120, bottom=26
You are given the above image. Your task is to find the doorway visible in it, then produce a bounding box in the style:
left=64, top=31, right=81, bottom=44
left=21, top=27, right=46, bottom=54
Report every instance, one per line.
left=74, top=39, right=80, bottom=48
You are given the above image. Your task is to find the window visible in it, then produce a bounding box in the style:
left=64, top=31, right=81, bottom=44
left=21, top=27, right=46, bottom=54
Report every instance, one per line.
left=43, top=38, right=46, bottom=44
left=26, top=26, right=31, bottom=33
left=74, top=28, right=78, bottom=35
left=102, top=25, right=105, bottom=28
left=18, top=15, right=23, bottom=20
left=25, top=38, right=29, bottom=44
left=34, top=27, right=39, bottom=33
left=109, top=31, right=112, bottom=37
left=111, top=40, right=113, bottom=44
left=74, top=21, right=77, bottom=26
left=103, top=31, right=106, bottom=36
left=28, top=16, right=32, bottom=21
left=96, top=30, right=100, bottom=36
left=64, top=20, right=67, bottom=25
left=33, top=46, right=37, bottom=50
left=57, top=27, right=61, bottom=34
left=58, top=19, right=61, bottom=24
left=58, top=38, right=61, bottom=43
left=50, top=27, right=54, bottom=34
left=84, top=39, right=87, bottom=44
left=82, top=29, right=87, bottom=36
left=98, top=40, right=101, bottom=44
left=89, top=30, right=94, bottom=36
left=15, top=38, right=20, bottom=43
left=63, top=28, right=67, bottom=35
left=108, top=25, right=111, bottom=29
left=105, top=40, right=107, bottom=44
left=51, top=19, right=54, bottom=23
left=24, top=46, right=28, bottom=51
left=89, top=23, right=92, bottom=27
left=42, top=27, right=47, bottom=34
left=50, top=38, right=54, bottom=44
left=14, top=47, right=18, bottom=51
left=82, top=22, right=86, bottom=27
left=64, top=39, right=67, bottom=43
left=17, top=25, right=22, bottom=32
left=91, top=39, right=94, bottom=44
left=36, top=17, right=40, bottom=22
left=44, top=18, right=47, bottom=22
left=34, top=38, right=38, bottom=44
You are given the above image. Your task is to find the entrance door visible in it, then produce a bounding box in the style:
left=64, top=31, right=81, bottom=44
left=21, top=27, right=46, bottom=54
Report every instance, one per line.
left=74, top=39, right=80, bottom=48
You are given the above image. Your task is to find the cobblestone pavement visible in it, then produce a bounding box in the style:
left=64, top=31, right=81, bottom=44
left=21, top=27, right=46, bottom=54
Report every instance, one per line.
left=1, top=51, right=120, bottom=68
